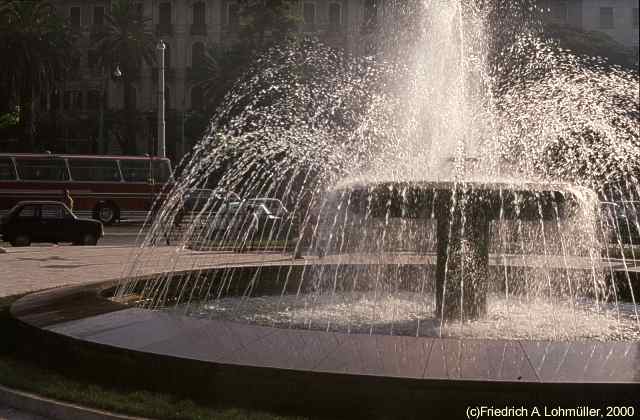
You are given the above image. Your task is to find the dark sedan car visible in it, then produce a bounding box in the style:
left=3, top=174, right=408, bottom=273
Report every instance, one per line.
left=0, top=201, right=103, bottom=246
left=209, top=201, right=285, bottom=240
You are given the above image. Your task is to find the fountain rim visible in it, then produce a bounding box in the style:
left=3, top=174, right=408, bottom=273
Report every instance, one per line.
left=9, top=264, right=640, bottom=392
left=331, top=177, right=592, bottom=194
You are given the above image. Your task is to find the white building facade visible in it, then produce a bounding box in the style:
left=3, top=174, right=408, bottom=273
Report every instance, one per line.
left=43, top=0, right=638, bottom=157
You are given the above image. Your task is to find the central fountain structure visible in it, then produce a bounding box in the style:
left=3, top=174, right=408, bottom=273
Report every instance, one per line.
left=341, top=181, right=576, bottom=321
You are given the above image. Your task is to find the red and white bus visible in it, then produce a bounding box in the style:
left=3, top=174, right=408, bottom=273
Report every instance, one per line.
left=0, top=153, right=172, bottom=224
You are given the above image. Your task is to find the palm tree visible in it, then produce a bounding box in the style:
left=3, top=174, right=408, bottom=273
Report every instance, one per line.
left=95, top=0, right=156, bottom=154
left=191, top=0, right=299, bottom=115
left=0, top=0, right=76, bottom=151
left=191, top=45, right=246, bottom=114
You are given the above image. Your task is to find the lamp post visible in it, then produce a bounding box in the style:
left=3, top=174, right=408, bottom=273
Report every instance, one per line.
left=98, top=65, right=122, bottom=155
left=157, top=40, right=166, bottom=158
left=180, top=110, right=192, bottom=161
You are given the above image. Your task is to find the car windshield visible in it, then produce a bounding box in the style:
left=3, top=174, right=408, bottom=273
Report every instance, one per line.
left=251, top=204, right=271, bottom=216
left=6, top=203, right=22, bottom=217
left=248, top=199, right=287, bottom=215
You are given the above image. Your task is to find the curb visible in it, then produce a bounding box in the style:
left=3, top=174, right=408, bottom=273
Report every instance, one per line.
left=0, top=384, right=150, bottom=420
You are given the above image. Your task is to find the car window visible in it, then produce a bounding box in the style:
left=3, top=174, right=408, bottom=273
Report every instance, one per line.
left=252, top=205, right=270, bottom=216
left=17, top=205, right=37, bottom=218
left=41, top=204, right=70, bottom=219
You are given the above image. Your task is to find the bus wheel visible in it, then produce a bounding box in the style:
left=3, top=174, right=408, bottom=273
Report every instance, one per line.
left=95, top=203, right=118, bottom=225
left=12, top=234, right=31, bottom=247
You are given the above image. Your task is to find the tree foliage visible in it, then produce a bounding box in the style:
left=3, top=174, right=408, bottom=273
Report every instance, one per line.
left=190, top=0, right=300, bottom=115
left=95, top=0, right=157, bottom=154
left=0, top=0, right=76, bottom=150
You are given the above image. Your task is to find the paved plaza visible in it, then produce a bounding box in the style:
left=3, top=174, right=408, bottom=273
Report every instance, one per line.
left=1, top=242, right=637, bottom=300
left=0, top=245, right=301, bottom=299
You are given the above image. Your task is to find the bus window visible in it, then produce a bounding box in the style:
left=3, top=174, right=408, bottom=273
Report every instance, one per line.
left=15, top=158, right=69, bottom=181
left=120, top=160, right=150, bottom=182
left=69, top=158, right=121, bottom=182
left=0, top=157, right=16, bottom=180
left=151, top=160, right=172, bottom=183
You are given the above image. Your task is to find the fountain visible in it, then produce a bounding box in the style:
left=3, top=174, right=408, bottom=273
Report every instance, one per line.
left=339, top=181, right=578, bottom=321
left=9, top=0, right=639, bottom=415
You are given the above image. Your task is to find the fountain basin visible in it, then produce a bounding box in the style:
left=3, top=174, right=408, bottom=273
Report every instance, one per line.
left=10, top=262, right=639, bottom=418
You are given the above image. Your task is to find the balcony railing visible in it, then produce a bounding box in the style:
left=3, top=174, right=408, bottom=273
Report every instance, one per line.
left=190, top=23, right=207, bottom=36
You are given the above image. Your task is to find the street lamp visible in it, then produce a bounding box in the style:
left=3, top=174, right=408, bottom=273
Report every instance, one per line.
left=157, top=40, right=166, bottom=158
left=98, top=65, right=123, bottom=155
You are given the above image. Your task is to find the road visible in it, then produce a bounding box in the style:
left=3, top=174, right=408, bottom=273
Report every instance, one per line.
left=0, top=222, right=147, bottom=248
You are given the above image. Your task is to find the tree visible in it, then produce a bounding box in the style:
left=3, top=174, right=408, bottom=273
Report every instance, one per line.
left=95, top=0, right=156, bottom=154
left=190, top=1, right=299, bottom=115
left=236, top=0, right=299, bottom=51
left=0, top=0, right=76, bottom=151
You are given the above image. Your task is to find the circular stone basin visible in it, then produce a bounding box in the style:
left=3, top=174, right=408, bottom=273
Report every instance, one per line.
left=10, top=263, right=640, bottom=417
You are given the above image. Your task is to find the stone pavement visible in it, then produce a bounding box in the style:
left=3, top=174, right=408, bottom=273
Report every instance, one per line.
left=0, top=245, right=300, bottom=299
left=1, top=243, right=637, bottom=299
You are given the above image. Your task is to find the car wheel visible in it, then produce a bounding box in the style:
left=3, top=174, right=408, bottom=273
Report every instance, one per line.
left=12, top=234, right=31, bottom=247
left=81, top=233, right=98, bottom=246
left=95, top=203, right=118, bottom=225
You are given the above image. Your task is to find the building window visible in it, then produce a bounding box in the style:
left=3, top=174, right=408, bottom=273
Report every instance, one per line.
left=87, top=90, right=101, bottom=110
left=227, top=2, right=239, bottom=27
left=329, top=3, right=342, bottom=28
left=135, top=2, right=143, bottom=19
left=51, top=90, right=60, bottom=111
left=159, top=2, right=171, bottom=26
left=164, top=42, right=171, bottom=69
left=88, top=49, right=99, bottom=70
left=93, top=6, right=104, bottom=25
left=191, top=86, right=204, bottom=111
left=64, top=91, right=83, bottom=110
left=633, top=8, right=639, bottom=29
left=303, top=2, right=315, bottom=25
left=39, top=93, right=48, bottom=111
left=70, top=6, right=81, bottom=27
left=193, top=1, right=205, bottom=26
left=599, top=7, right=614, bottom=29
left=192, top=42, right=205, bottom=68
left=364, top=0, right=377, bottom=26
left=130, top=86, right=137, bottom=111
left=552, top=2, right=568, bottom=24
